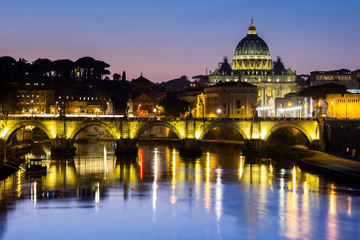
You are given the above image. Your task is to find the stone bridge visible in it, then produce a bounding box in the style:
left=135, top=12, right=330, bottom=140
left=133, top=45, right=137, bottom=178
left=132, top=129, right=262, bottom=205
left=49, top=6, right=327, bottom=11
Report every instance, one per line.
left=0, top=116, right=321, bottom=156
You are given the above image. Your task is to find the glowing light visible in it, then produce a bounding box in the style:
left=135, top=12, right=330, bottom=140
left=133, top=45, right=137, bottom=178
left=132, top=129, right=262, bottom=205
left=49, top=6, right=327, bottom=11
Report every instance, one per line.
left=204, top=152, right=211, bottom=211
left=215, top=168, right=223, bottom=223
left=260, top=130, right=267, bottom=140
left=310, top=132, right=316, bottom=139
left=195, top=131, right=201, bottom=139
left=238, top=155, right=245, bottom=179
left=0, top=127, right=8, bottom=138
left=31, top=181, right=37, bottom=206
left=170, top=149, right=177, bottom=204
left=303, top=182, right=308, bottom=196
left=17, top=170, right=22, bottom=198
left=152, top=148, right=158, bottom=221
left=292, top=166, right=297, bottom=195
left=329, top=184, right=336, bottom=214
left=104, top=145, right=108, bottom=173
left=95, top=182, right=100, bottom=208
left=347, top=196, right=352, bottom=216
left=206, top=152, right=210, bottom=182
left=252, top=133, right=260, bottom=139
left=138, top=149, right=144, bottom=180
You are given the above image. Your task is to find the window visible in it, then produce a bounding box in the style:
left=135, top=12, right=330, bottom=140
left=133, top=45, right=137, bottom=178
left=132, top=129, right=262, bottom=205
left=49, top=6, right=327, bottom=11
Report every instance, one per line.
left=236, top=100, right=241, bottom=108
left=223, top=103, right=226, bottom=108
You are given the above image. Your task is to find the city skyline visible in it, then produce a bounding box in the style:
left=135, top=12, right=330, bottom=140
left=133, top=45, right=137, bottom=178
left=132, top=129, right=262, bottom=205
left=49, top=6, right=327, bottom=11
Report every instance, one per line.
left=1, top=0, right=360, bottom=82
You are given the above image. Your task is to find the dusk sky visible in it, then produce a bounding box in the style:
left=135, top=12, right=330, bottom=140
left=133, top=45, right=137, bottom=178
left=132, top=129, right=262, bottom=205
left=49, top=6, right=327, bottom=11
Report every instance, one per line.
left=1, top=0, right=359, bottom=82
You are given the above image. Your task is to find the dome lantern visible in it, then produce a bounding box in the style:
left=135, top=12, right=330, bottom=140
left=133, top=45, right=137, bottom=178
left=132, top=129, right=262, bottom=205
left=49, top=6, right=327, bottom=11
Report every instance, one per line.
left=248, top=18, right=257, bottom=35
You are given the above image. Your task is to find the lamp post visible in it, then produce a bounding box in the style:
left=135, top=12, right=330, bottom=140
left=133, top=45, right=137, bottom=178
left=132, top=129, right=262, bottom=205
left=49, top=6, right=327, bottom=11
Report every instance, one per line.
left=217, top=108, right=221, bottom=118
left=153, top=107, right=157, bottom=119
left=31, top=100, right=34, bottom=117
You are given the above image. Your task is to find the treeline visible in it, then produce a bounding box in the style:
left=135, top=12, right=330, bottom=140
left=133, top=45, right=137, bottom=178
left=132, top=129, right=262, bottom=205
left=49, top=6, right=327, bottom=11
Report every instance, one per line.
left=0, top=56, right=126, bottom=82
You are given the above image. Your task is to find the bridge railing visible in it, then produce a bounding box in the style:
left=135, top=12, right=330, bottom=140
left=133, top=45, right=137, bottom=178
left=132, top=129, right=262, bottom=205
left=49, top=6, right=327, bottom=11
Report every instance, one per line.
left=0, top=115, right=319, bottom=122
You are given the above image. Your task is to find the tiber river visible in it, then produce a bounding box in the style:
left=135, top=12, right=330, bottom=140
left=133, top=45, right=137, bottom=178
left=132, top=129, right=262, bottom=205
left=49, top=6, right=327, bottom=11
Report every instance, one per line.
left=0, top=141, right=360, bottom=240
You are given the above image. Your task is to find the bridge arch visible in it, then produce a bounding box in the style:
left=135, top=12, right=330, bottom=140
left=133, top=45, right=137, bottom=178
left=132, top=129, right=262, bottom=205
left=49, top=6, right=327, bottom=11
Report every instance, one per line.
left=199, top=122, right=247, bottom=140
left=4, top=122, right=53, bottom=143
left=134, top=122, right=182, bottom=140
left=69, top=121, right=117, bottom=143
left=263, top=123, right=313, bottom=143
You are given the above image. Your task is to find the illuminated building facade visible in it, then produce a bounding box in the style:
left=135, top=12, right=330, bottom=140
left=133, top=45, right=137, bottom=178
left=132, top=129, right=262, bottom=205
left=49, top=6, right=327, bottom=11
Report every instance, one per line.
left=129, top=93, right=156, bottom=117
left=327, top=93, right=360, bottom=119
left=17, top=85, right=55, bottom=114
left=274, top=93, right=312, bottom=118
left=208, top=20, right=298, bottom=116
left=310, top=69, right=358, bottom=89
left=195, top=82, right=257, bottom=118
left=49, top=100, right=106, bottom=115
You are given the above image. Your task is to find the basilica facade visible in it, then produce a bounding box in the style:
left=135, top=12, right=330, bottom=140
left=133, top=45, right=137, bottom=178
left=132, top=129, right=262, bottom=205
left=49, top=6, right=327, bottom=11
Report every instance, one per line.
left=208, top=20, right=298, bottom=116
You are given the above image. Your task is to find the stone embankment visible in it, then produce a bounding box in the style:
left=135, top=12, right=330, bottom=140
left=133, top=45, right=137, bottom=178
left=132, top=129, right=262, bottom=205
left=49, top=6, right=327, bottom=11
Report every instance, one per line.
left=299, top=150, right=360, bottom=186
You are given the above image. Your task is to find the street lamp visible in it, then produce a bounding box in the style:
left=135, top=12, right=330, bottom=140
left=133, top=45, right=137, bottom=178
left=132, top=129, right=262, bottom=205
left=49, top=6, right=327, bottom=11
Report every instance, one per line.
left=153, top=107, right=157, bottom=118
left=217, top=108, right=221, bottom=118
left=31, top=100, right=34, bottom=117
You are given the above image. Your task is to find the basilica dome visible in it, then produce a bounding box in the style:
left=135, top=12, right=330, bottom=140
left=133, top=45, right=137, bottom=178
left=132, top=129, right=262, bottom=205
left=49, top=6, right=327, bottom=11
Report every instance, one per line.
left=235, top=34, right=270, bottom=56
left=232, top=20, right=272, bottom=71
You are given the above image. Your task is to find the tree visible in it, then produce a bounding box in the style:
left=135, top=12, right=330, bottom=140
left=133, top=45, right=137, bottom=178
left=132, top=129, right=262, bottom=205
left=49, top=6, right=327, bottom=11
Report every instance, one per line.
left=122, top=71, right=127, bottom=81
left=298, top=83, right=347, bottom=104
left=53, top=59, right=75, bottom=78
left=93, top=60, right=110, bottom=79
left=113, top=73, right=121, bottom=81
left=160, top=96, right=190, bottom=117
left=0, top=56, right=16, bottom=82
left=298, top=83, right=347, bottom=115
left=75, top=56, right=95, bottom=79
left=32, top=58, right=52, bottom=77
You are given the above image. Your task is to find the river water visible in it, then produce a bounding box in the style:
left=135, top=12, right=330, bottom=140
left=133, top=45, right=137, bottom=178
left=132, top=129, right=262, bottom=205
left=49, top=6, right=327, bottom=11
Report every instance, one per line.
left=0, top=141, right=359, bottom=240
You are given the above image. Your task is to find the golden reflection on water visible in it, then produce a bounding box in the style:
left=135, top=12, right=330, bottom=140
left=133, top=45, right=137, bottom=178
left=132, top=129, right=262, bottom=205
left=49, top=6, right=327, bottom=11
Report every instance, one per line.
left=1, top=143, right=359, bottom=239
left=152, top=148, right=158, bottom=221
left=170, top=148, right=177, bottom=204
left=204, top=152, right=211, bottom=212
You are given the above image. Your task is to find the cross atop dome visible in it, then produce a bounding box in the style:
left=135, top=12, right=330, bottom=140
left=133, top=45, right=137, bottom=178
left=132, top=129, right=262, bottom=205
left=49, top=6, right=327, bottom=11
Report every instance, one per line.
left=248, top=18, right=257, bottom=35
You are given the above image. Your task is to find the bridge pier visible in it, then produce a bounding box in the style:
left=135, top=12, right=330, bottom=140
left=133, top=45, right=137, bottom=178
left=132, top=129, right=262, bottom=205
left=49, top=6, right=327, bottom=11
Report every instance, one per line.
left=246, top=139, right=265, bottom=150
left=179, top=139, right=202, bottom=158
left=115, top=139, right=138, bottom=156
left=50, top=138, right=76, bottom=158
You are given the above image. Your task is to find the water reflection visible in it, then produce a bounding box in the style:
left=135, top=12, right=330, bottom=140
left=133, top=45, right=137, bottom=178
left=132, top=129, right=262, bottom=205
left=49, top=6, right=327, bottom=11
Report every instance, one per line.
left=0, top=142, right=359, bottom=239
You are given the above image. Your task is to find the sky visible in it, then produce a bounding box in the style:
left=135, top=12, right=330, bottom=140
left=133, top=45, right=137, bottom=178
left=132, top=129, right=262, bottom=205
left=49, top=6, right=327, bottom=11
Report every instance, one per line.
left=1, top=0, right=359, bottom=82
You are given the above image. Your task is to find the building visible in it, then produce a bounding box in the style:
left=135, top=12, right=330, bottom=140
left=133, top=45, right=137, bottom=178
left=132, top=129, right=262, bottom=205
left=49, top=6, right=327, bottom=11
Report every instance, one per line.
left=17, top=83, right=55, bottom=114
left=208, top=19, right=298, bottom=116
left=327, top=93, right=360, bottom=119
left=274, top=93, right=312, bottom=118
left=195, top=82, right=257, bottom=118
left=49, top=100, right=107, bottom=115
left=129, top=93, right=156, bottom=117
left=310, top=69, right=358, bottom=89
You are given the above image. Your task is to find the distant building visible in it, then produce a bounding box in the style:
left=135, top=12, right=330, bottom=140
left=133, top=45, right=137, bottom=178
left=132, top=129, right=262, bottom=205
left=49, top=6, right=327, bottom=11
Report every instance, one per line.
left=49, top=100, right=107, bottom=115
left=129, top=93, right=156, bottom=117
left=274, top=93, right=312, bottom=118
left=17, top=83, right=55, bottom=114
left=327, top=93, right=360, bottom=119
left=195, top=82, right=257, bottom=118
left=131, top=74, right=152, bottom=97
left=310, top=69, right=358, bottom=89
left=208, top=19, right=298, bottom=116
